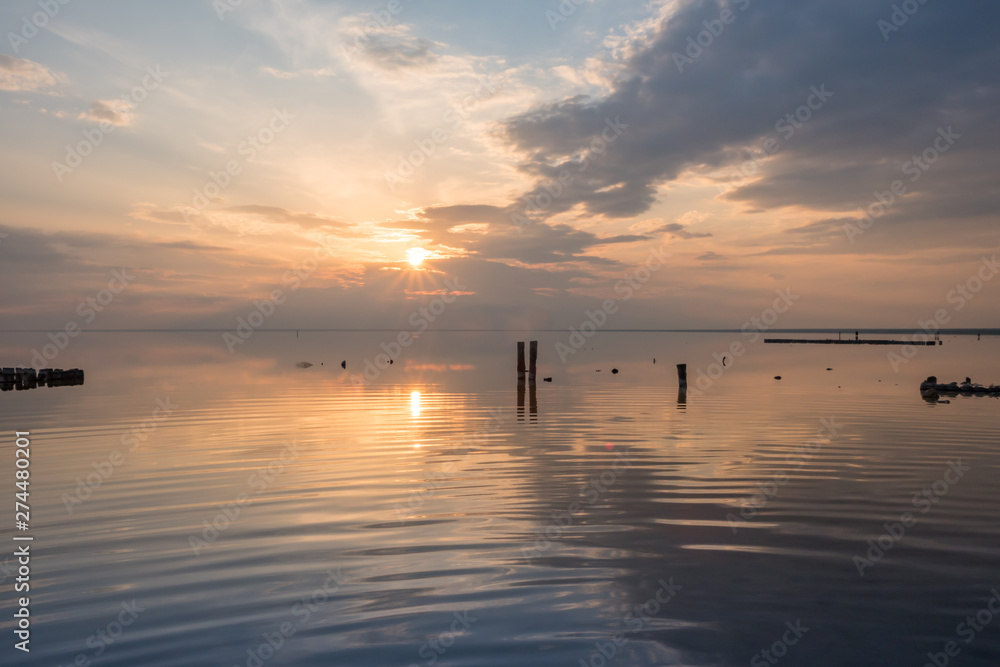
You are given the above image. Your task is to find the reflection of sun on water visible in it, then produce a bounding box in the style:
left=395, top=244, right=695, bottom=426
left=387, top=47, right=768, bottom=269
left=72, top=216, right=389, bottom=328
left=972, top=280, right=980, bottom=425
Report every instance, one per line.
left=407, top=248, right=431, bottom=268
left=410, top=391, right=421, bottom=418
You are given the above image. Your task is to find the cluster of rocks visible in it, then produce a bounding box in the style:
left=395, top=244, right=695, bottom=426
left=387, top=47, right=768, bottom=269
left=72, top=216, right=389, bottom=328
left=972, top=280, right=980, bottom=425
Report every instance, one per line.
left=920, top=376, right=1000, bottom=395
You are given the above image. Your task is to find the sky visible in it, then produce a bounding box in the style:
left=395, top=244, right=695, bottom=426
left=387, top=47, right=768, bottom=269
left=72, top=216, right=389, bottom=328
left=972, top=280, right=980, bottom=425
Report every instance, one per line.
left=1, top=0, right=998, bottom=332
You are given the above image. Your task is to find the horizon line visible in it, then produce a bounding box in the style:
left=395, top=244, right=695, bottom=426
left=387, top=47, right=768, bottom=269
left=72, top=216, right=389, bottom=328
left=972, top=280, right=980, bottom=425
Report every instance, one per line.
left=0, top=328, right=997, bottom=334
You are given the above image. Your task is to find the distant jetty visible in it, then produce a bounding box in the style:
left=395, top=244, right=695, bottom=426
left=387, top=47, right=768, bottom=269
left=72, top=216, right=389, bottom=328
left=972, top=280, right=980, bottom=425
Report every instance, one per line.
left=1, top=367, right=85, bottom=392
left=765, top=339, right=938, bottom=346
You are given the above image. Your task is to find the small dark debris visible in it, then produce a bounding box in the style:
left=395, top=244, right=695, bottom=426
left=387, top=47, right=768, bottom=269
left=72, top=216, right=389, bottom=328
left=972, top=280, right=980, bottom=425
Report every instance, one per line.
left=611, top=368, right=619, bottom=375
left=543, top=377, right=553, bottom=383
left=774, top=376, right=782, bottom=380
left=341, top=361, right=346, bottom=369
left=826, top=368, right=833, bottom=371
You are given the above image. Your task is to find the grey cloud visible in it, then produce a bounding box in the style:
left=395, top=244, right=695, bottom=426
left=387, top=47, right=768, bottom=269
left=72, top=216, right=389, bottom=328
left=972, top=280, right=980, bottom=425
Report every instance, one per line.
left=361, top=33, right=439, bottom=70
left=386, top=205, right=650, bottom=267
left=499, top=0, right=1000, bottom=228
left=657, top=222, right=712, bottom=239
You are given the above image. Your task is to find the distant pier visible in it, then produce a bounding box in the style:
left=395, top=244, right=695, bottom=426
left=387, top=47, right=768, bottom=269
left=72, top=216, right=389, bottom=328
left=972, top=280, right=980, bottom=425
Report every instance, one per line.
left=764, top=339, right=938, bottom=346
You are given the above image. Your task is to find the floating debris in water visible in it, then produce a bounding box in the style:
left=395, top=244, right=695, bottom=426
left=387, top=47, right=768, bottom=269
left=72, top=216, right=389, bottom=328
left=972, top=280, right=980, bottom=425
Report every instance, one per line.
left=611, top=368, right=619, bottom=375
left=341, top=361, right=346, bottom=369
left=296, top=362, right=314, bottom=369
left=543, top=377, right=553, bottom=382
left=774, top=376, right=782, bottom=380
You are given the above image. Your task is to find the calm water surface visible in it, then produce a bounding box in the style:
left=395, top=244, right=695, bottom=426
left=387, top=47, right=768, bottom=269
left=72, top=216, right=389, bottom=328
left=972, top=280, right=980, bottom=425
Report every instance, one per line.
left=1, top=331, right=999, bottom=666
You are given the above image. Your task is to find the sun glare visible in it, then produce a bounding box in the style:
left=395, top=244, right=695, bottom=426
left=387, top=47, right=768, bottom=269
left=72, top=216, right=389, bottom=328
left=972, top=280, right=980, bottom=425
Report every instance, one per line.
left=406, top=247, right=431, bottom=267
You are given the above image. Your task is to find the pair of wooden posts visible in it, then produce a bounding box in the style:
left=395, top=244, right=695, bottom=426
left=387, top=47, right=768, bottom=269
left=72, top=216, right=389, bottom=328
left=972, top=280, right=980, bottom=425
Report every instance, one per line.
left=516, top=341, right=538, bottom=422
left=516, top=341, right=538, bottom=381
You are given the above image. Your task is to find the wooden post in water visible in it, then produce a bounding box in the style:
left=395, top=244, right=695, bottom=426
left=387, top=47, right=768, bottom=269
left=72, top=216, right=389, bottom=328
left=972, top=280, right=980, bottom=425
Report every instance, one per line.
left=517, top=342, right=526, bottom=379
left=529, top=341, right=538, bottom=380
left=677, top=363, right=687, bottom=387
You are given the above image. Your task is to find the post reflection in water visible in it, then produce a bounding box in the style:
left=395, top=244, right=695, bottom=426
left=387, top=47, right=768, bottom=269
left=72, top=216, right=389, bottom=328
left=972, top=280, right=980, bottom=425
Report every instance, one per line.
left=517, top=377, right=538, bottom=422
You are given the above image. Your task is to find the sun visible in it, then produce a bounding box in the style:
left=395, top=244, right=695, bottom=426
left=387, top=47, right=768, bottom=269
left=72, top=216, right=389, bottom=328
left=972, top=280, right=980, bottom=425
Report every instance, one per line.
left=406, top=247, right=431, bottom=267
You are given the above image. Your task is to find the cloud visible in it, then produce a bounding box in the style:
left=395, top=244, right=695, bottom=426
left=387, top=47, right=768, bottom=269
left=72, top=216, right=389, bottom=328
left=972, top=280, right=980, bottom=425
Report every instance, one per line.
left=496, top=0, right=1000, bottom=228
left=0, top=55, right=60, bottom=92
left=130, top=203, right=356, bottom=237
left=657, top=223, right=712, bottom=240
left=155, top=240, right=234, bottom=252
left=360, top=32, right=440, bottom=70
left=259, top=66, right=337, bottom=80
left=78, top=99, right=134, bottom=126
left=385, top=204, right=650, bottom=267
left=222, top=205, right=350, bottom=231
